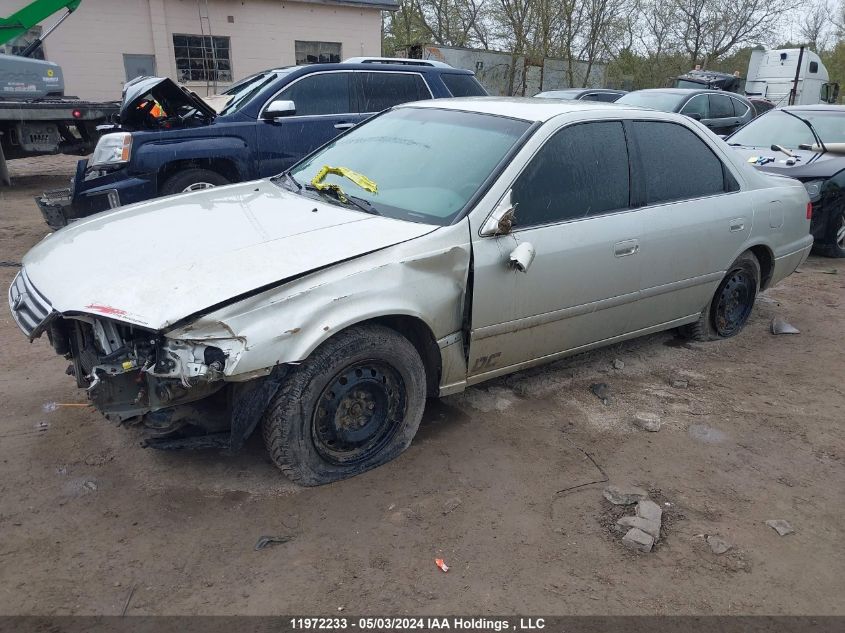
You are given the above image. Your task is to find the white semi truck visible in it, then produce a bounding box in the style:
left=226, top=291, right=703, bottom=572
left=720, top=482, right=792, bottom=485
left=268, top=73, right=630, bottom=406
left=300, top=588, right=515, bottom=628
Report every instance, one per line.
left=674, top=46, right=839, bottom=107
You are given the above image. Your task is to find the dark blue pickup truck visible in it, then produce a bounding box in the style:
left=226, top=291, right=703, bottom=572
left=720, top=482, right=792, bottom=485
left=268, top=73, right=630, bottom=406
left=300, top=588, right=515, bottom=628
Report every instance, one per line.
left=37, top=58, right=486, bottom=228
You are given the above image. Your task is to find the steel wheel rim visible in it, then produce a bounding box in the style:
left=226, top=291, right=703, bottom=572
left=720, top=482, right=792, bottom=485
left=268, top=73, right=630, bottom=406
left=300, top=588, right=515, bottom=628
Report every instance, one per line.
left=311, top=360, right=406, bottom=465
left=713, top=268, right=755, bottom=336
left=182, top=182, right=216, bottom=192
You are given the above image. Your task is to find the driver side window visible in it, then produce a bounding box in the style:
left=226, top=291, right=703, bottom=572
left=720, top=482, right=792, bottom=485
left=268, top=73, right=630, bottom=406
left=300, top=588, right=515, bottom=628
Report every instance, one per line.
left=277, top=72, right=352, bottom=116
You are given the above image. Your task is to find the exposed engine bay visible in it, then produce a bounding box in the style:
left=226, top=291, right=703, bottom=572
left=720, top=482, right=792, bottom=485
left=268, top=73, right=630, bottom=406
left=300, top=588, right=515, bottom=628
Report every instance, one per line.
left=44, top=315, right=258, bottom=446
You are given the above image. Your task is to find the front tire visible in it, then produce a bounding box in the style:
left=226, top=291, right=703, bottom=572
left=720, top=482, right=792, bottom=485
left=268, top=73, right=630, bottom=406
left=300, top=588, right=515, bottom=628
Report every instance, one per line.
left=679, top=251, right=760, bottom=341
left=262, top=325, right=427, bottom=486
left=160, top=168, right=230, bottom=196
left=816, top=211, right=845, bottom=258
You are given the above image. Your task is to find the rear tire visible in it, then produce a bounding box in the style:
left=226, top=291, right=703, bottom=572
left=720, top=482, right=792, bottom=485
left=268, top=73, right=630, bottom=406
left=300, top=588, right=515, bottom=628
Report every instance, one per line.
left=679, top=251, right=760, bottom=341
left=262, top=325, right=427, bottom=486
left=160, top=168, right=230, bottom=196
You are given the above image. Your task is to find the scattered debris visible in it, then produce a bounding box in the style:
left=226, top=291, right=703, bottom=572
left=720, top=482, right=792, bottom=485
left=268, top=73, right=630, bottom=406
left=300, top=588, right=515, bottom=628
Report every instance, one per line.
left=688, top=423, right=727, bottom=444
left=42, top=402, right=92, bottom=413
left=765, top=519, right=794, bottom=536
left=603, top=484, right=648, bottom=505
left=636, top=499, right=663, bottom=524
left=435, top=558, right=449, bottom=573
left=338, top=606, right=345, bottom=612
left=442, top=498, right=462, bottom=515
left=707, top=535, right=732, bottom=555
left=590, top=382, right=613, bottom=406
left=771, top=316, right=800, bottom=335
left=670, top=378, right=689, bottom=389
left=612, top=359, right=625, bottom=370
left=121, top=583, right=137, bottom=616
left=616, top=516, right=660, bottom=539
left=83, top=480, right=98, bottom=492
left=632, top=412, right=661, bottom=432
left=622, top=527, right=654, bottom=552
left=35, top=421, right=49, bottom=432
left=254, top=535, right=293, bottom=551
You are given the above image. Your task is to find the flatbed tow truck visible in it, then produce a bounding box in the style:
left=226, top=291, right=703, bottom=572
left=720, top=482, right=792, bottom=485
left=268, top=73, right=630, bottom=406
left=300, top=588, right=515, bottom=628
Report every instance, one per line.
left=0, top=0, right=118, bottom=186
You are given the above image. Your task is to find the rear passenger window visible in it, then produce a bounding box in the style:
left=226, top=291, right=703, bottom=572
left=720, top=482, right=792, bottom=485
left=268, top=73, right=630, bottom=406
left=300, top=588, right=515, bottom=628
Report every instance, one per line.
left=630, top=121, right=732, bottom=204
left=731, top=98, right=749, bottom=117
left=709, top=94, right=734, bottom=118
left=680, top=95, right=708, bottom=118
left=441, top=74, right=487, bottom=97
left=512, top=121, right=630, bottom=227
left=278, top=72, right=351, bottom=116
left=358, top=72, right=430, bottom=112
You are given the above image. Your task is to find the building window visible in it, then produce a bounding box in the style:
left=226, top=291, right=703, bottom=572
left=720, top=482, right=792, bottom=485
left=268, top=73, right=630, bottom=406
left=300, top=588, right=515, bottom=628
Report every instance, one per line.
left=2, top=26, right=45, bottom=59
left=295, top=41, right=341, bottom=64
left=172, top=34, right=232, bottom=83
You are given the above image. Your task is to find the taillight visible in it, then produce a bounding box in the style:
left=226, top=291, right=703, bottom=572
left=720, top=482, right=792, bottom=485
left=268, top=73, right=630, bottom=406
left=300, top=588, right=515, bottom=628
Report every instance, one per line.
left=806, top=202, right=813, bottom=220
left=72, top=109, right=83, bottom=119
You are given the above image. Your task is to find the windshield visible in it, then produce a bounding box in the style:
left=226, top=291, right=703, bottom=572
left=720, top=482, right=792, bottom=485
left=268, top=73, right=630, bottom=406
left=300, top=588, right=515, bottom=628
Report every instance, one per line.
left=616, top=92, right=684, bottom=111
left=728, top=110, right=845, bottom=148
left=218, top=70, right=288, bottom=115
left=287, top=107, right=532, bottom=225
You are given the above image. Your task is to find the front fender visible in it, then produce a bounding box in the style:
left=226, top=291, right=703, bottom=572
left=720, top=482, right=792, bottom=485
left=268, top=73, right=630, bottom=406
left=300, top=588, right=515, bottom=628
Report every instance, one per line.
left=166, top=221, right=472, bottom=380
left=131, top=134, right=254, bottom=178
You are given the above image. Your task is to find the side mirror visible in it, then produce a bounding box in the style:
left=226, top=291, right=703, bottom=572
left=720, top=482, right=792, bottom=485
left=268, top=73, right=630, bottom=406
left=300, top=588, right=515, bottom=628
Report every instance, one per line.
left=263, top=99, right=296, bottom=120
left=481, top=190, right=517, bottom=236
left=685, top=112, right=702, bottom=121
left=509, top=242, right=535, bottom=273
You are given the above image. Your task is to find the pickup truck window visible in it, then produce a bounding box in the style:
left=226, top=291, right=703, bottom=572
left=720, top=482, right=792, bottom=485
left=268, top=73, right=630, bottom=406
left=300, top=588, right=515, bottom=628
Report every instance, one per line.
left=358, top=72, right=431, bottom=112
left=288, top=108, right=531, bottom=225
left=512, top=121, right=630, bottom=227
left=278, top=72, right=353, bottom=116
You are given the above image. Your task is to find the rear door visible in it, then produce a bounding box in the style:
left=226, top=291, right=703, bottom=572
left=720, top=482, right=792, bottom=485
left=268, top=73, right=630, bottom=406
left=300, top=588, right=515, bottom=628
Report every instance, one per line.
left=705, top=93, right=740, bottom=134
left=255, top=71, right=364, bottom=176
left=626, top=119, right=750, bottom=329
left=467, top=120, right=642, bottom=381
left=354, top=71, right=432, bottom=116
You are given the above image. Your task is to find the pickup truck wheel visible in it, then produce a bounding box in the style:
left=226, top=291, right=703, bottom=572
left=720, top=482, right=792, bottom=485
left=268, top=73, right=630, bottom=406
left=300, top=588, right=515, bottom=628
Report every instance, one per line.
left=262, top=325, right=426, bottom=486
left=679, top=251, right=760, bottom=341
left=160, top=168, right=230, bottom=196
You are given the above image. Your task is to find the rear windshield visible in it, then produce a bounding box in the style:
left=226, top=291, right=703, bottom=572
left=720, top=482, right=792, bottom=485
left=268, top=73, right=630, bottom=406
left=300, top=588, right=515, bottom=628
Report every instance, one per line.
left=441, top=74, right=487, bottom=97
left=616, top=92, right=685, bottom=111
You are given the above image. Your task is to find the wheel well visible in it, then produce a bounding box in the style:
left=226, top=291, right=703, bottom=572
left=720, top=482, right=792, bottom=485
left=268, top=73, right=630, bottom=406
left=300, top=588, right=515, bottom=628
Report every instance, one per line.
left=157, top=158, right=240, bottom=190
left=369, top=315, right=441, bottom=397
left=748, top=245, right=774, bottom=290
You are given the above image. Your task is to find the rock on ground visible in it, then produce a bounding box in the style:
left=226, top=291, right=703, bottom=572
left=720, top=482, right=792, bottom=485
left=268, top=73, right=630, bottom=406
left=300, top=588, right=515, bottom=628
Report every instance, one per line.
left=765, top=519, right=795, bottom=536
left=617, top=516, right=660, bottom=539
left=707, top=535, right=732, bottom=555
left=603, top=484, right=648, bottom=505
left=632, top=412, right=661, bottom=432
left=636, top=499, right=663, bottom=524
left=622, top=528, right=654, bottom=552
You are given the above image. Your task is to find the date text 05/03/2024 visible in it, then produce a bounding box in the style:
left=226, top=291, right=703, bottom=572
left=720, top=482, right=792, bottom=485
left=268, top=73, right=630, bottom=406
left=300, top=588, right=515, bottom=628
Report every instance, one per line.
left=289, top=617, right=546, bottom=630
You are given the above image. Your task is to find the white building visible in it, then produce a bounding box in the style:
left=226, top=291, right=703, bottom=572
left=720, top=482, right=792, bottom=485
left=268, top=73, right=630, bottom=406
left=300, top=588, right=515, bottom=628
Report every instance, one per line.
left=1, top=0, right=395, bottom=100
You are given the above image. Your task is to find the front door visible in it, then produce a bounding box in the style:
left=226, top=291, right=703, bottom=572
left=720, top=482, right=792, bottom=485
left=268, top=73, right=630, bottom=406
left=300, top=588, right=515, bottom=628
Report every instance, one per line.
left=467, top=120, right=642, bottom=382
left=255, top=71, right=366, bottom=177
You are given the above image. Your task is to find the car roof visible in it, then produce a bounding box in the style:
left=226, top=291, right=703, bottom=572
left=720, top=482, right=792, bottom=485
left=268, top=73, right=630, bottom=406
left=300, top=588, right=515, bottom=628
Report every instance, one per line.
left=630, top=88, right=733, bottom=96
left=782, top=104, right=845, bottom=112
left=399, top=96, right=643, bottom=122
left=264, top=62, right=475, bottom=76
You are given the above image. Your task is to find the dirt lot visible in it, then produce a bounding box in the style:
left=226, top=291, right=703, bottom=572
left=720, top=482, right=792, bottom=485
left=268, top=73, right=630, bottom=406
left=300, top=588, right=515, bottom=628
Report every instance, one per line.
left=1, top=158, right=844, bottom=616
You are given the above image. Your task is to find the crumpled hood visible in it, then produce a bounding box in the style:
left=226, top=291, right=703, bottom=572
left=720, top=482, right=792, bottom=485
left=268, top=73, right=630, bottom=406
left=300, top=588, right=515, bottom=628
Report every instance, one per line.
left=119, top=76, right=217, bottom=129
left=23, top=180, right=436, bottom=330
left=729, top=146, right=845, bottom=179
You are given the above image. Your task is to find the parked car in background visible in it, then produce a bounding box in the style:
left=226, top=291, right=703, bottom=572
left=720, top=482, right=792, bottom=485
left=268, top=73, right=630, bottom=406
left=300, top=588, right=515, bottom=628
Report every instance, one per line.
left=749, top=97, right=776, bottom=117
left=617, top=88, right=756, bottom=135
left=10, top=98, right=812, bottom=485
left=534, top=88, right=626, bottom=102
left=36, top=57, right=487, bottom=229
left=726, top=105, right=845, bottom=257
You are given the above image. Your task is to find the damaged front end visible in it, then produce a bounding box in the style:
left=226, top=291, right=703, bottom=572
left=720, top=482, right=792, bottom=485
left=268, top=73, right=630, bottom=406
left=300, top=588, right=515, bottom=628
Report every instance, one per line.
left=9, top=268, right=281, bottom=450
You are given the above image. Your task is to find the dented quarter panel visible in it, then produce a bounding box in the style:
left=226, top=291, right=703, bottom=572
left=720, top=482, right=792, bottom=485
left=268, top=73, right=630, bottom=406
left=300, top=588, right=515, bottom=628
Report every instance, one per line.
left=166, top=221, right=472, bottom=387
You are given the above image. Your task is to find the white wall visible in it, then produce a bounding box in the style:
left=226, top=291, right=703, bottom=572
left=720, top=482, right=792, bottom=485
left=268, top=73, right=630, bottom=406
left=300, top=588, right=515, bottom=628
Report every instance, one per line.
left=0, top=0, right=384, bottom=100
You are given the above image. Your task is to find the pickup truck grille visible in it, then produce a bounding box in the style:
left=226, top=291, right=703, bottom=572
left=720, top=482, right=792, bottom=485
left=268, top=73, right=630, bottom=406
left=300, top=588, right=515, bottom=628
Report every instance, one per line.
left=8, top=269, right=53, bottom=339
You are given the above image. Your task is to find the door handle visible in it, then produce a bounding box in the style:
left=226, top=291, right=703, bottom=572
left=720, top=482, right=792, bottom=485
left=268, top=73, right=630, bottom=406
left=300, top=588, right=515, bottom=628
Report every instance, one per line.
left=614, top=239, right=639, bottom=257
left=730, top=218, right=746, bottom=232
left=334, top=122, right=355, bottom=130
